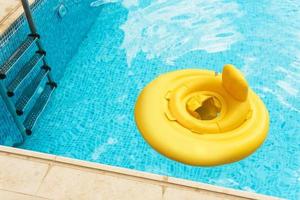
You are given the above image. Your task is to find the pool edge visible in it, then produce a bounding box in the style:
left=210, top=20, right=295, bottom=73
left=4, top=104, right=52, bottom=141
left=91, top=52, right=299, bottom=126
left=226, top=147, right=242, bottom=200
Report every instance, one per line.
left=0, top=145, right=281, bottom=200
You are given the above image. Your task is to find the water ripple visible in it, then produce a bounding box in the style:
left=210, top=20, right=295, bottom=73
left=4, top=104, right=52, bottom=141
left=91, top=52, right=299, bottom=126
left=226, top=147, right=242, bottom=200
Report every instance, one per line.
left=121, top=0, right=243, bottom=66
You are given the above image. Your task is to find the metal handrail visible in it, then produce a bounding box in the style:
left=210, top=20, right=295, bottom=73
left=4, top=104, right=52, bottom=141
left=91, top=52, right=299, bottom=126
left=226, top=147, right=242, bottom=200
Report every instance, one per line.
left=20, top=0, right=54, bottom=83
left=0, top=0, right=57, bottom=144
left=0, top=82, right=26, bottom=139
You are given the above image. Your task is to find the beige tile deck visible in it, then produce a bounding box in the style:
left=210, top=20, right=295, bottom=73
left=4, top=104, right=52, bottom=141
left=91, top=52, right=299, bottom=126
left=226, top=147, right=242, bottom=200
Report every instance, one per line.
left=37, top=165, right=162, bottom=200
left=0, top=145, right=281, bottom=200
left=0, top=154, right=49, bottom=194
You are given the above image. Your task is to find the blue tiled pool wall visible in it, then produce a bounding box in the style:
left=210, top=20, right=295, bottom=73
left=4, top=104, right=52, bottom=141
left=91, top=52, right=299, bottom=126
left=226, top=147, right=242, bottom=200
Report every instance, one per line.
left=0, top=0, right=102, bottom=145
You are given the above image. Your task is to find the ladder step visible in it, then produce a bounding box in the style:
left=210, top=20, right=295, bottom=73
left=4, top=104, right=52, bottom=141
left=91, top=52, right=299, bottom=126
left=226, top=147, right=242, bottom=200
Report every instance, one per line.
left=0, top=35, right=38, bottom=79
left=15, top=67, right=50, bottom=115
left=7, top=53, right=44, bottom=97
left=23, top=83, right=55, bottom=135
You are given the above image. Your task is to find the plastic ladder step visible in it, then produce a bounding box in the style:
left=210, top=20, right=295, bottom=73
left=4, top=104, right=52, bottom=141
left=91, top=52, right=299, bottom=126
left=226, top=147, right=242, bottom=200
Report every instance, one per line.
left=15, top=67, right=49, bottom=115
left=23, top=82, right=55, bottom=135
left=0, top=35, right=38, bottom=79
left=7, top=53, right=44, bottom=97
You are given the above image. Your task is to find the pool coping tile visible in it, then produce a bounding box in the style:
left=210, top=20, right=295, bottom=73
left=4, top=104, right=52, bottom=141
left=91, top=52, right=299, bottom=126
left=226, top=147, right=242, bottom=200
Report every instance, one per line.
left=0, top=153, right=50, bottom=195
left=0, top=145, right=281, bottom=200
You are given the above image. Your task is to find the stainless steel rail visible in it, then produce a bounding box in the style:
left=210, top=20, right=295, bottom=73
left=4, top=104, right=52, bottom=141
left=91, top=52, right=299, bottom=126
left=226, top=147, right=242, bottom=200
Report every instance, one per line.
left=0, top=0, right=57, bottom=144
left=0, top=82, right=26, bottom=140
left=20, top=0, right=54, bottom=83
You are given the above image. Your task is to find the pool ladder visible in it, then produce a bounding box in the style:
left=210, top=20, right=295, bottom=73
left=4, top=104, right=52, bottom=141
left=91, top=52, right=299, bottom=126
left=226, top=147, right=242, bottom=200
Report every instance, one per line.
left=0, top=0, right=57, bottom=142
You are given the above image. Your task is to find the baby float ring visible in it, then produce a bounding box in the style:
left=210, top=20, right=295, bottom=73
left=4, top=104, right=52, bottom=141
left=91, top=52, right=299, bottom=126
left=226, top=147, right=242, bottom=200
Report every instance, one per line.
left=134, top=64, right=269, bottom=166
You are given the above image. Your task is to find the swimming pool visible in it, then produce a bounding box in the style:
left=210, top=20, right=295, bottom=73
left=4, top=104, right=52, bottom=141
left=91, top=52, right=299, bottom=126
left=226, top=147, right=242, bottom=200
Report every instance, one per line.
left=1, top=0, right=300, bottom=199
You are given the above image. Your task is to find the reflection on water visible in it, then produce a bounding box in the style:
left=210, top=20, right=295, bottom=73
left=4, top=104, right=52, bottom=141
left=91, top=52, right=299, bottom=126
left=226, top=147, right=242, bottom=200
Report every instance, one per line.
left=241, top=0, right=300, bottom=113
left=90, top=0, right=119, bottom=7
left=121, top=0, right=243, bottom=65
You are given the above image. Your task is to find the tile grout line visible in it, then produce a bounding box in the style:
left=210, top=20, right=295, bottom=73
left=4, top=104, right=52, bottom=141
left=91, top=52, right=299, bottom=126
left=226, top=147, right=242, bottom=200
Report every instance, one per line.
left=34, top=160, right=55, bottom=197
left=0, top=188, right=52, bottom=200
left=161, top=185, right=167, bottom=199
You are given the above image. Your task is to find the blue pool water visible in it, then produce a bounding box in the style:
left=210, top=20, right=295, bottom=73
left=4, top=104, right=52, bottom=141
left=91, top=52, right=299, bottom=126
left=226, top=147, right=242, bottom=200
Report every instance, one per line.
left=1, top=0, right=300, bottom=199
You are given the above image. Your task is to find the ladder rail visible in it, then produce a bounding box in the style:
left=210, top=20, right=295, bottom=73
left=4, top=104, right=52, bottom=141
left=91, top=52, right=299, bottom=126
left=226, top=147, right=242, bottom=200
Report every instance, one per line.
left=20, top=0, right=54, bottom=83
left=0, top=35, right=37, bottom=79
left=23, top=83, right=55, bottom=135
left=0, top=82, right=26, bottom=140
left=7, top=52, right=44, bottom=96
left=0, top=0, right=57, bottom=145
left=16, top=67, right=49, bottom=115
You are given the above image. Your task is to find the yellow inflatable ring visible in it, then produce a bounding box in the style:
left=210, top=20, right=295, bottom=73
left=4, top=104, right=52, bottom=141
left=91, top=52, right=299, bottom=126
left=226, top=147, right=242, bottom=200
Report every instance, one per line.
left=135, top=64, right=269, bottom=166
